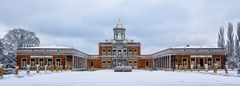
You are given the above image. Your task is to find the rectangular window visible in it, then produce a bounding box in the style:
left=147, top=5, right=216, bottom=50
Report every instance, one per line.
left=39, top=59, right=44, bottom=67
left=108, top=61, right=111, bottom=63
left=21, top=58, right=27, bottom=67
left=56, top=59, right=61, bottom=66
left=191, top=58, right=195, bottom=66
left=108, top=50, right=111, bottom=55
left=113, top=50, right=116, bottom=55
left=134, top=61, right=137, bottom=63
left=129, top=61, right=132, bottom=63
left=102, top=50, right=106, bottom=55
left=102, top=61, right=106, bottom=63
left=118, top=50, right=121, bottom=55
left=31, top=58, right=35, bottom=67
left=182, top=58, right=187, bottom=66
left=48, top=59, right=52, bottom=66
left=208, top=58, right=212, bottom=67
left=128, top=50, right=132, bottom=55
left=216, top=58, right=221, bottom=68
left=134, top=50, right=137, bottom=55
left=123, top=50, right=127, bottom=55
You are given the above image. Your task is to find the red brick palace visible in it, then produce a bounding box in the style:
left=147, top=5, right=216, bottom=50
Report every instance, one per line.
left=16, top=20, right=226, bottom=71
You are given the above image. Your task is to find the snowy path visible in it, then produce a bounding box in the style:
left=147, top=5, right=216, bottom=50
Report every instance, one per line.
left=0, top=70, right=240, bottom=86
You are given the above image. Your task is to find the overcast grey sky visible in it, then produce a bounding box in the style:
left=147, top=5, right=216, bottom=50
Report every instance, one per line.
left=0, top=0, right=240, bottom=54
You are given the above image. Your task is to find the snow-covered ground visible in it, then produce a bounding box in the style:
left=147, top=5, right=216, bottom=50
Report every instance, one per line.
left=0, top=70, right=240, bottom=86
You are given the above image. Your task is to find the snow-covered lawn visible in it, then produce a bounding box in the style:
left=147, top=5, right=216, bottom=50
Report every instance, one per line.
left=0, top=70, right=240, bottom=86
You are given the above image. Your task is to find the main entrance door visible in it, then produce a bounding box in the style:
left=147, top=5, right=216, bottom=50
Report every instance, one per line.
left=199, top=58, right=204, bottom=68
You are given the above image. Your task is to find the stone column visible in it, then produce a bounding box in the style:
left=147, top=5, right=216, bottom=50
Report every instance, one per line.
left=0, top=64, right=3, bottom=79
left=163, top=57, right=165, bottom=69
left=160, top=58, right=162, bottom=69
left=169, top=56, right=171, bottom=69
left=167, top=56, right=169, bottom=69
left=161, top=58, right=163, bottom=69
left=15, top=66, right=19, bottom=75
left=152, top=58, right=155, bottom=70
left=165, top=57, right=167, bottom=69
left=27, top=65, right=30, bottom=74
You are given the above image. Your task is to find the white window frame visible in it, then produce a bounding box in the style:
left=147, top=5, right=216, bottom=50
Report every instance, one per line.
left=128, top=50, right=132, bottom=55
left=117, top=32, right=121, bottom=39
left=207, top=58, right=212, bottom=67
left=39, top=58, right=45, bottom=67
left=215, top=58, right=221, bottom=68
left=191, top=58, right=196, bottom=66
left=30, top=58, right=36, bottom=67
left=55, top=58, right=61, bottom=66
left=134, top=60, right=137, bottom=64
left=102, top=60, right=106, bottom=64
left=113, top=50, right=116, bottom=55
left=47, top=58, right=52, bottom=66
left=21, top=58, right=27, bottom=67
left=182, top=57, right=188, bottom=66
left=134, top=50, right=137, bottom=56
left=107, top=50, right=111, bottom=55
left=102, top=50, right=106, bottom=55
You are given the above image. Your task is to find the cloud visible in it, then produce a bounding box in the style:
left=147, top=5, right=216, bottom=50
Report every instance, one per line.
left=0, top=0, right=240, bottom=54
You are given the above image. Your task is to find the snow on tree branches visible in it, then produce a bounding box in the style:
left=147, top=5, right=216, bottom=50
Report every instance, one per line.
left=0, top=28, right=40, bottom=67
left=227, top=23, right=235, bottom=69
left=236, top=23, right=240, bottom=67
left=218, top=27, right=225, bottom=48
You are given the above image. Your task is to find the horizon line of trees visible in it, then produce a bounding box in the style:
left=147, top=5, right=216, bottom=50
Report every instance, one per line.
left=218, top=22, right=240, bottom=69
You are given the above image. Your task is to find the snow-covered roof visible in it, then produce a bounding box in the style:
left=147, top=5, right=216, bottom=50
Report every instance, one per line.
left=21, top=45, right=73, bottom=49
left=18, top=45, right=89, bottom=58
left=152, top=47, right=225, bottom=58
left=171, top=45, right=217, bottom=49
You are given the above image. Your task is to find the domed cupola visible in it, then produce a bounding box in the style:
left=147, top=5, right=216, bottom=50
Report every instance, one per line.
left=113, top=19, right=126, bottom=40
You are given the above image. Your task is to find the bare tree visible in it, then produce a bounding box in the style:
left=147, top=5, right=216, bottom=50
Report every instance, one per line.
left=236, top=22, right=240, bottom=67
left=235, top=36, right=240, bottom=67
left=1, top=28, right=40, bottom=67
left=0, top=39, right=4, bottom=64
left=227, top=23, right=235, bottom=69
left=218, top=27, right=225, bottom=48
